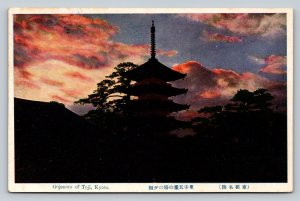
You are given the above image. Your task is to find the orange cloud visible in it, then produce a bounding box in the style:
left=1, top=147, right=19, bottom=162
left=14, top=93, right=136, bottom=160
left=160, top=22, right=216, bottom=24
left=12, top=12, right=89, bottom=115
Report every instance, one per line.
left=51, top=95, right=71, bottom=104
left=40, top=78, right=64, bottom=87
left=14, top=14, right=118, bottom=69
left=13, top=14, right=178, bottom=108
left=64, top=71, right=93, bottom=82
left=18, top=70, right=33, bottom=80
left=172, top=61, right=208, bottom=74
left=202, top=31, right=242, bottom=43
left=14, top=59, right=114, bottom=107
left=199, top=90, right=221, bottom=99
left=179, top=13, right=286, bottom=37
left=172, top=110, right=201, bottom=122
left=171, top=61, right=286, bottom=117
left=15, top=80, right=40, bottom=90
left=14, top=14, right=177, bottom=69
left=61, top=88, right=84, bottom=99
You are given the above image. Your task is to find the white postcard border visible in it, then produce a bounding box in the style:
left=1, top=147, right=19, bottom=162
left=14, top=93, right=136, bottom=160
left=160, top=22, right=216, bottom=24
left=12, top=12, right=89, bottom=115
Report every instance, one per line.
left=8, top=8, right=293, bottom=193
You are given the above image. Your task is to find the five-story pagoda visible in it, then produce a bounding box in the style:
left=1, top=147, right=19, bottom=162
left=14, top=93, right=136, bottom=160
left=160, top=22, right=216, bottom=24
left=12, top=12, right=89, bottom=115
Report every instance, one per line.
left=123, top=21, right=189, bottom=135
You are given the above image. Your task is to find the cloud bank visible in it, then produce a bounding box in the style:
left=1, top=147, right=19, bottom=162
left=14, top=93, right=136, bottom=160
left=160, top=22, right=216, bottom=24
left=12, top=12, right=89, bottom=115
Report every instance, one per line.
left=180, top=13, right=286, bottom=38
left=202, top=30, right=242, bottom=43
left=171, top=61, right=286, bottom=120
left=14, top=14, right=177, bottom=107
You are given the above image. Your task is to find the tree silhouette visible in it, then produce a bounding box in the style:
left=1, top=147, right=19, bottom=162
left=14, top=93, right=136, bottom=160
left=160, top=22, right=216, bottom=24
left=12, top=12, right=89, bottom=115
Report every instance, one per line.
left=196, top=88, right=274, bottom=117
left=194, top=88, right=275, bottom=129
left=75, top=62, right=138, bottom=127
left=230, top=88, right=274, bottom=112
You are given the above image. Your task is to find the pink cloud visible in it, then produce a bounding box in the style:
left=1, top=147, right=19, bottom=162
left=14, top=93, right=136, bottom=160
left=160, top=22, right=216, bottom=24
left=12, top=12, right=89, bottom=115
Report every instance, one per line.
left=156, top=49, right=178, bottom=57
left=17, top=70, right=33, bottom=80
left=202, top=31, right=242, bottom=43
left=61, top=88, right=84, bottom=99
left=171, top=61, right=286, bottom=120
left=64, top=71, right=93, bottom=82
left=40, top=78, right=64, bottom=87
left=13, top=14, right=178, bottom=106
left=15, top=80, right=40, bottom=89
left=14, top=14, right=177, bottom=69
left=179, top=13, right=286, bottom=37
left=14, top=14, right=118, bottom=69
left=172, top=110, right=201, bottom=122
left=199, top=90, right=221, bottom=99
left=260, top=55, right=287, bottom=74
left=51, top=95, right=71, bottom=104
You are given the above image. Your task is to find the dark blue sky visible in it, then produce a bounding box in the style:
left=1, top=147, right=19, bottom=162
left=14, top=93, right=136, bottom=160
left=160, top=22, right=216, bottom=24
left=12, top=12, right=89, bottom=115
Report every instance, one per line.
left=87, top=14, right=287, bottom=81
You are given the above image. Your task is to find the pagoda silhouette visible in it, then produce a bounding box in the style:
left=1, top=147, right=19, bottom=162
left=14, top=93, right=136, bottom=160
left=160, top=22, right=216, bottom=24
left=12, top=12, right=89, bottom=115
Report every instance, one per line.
left=124, top=21, right=189, bottom=136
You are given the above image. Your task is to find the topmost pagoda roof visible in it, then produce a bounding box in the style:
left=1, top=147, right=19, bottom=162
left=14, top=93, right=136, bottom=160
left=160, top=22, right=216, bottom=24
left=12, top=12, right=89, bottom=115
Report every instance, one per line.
left=123, top=58, right=186, bottom=82
left=123, top=20, right=186, bottom=82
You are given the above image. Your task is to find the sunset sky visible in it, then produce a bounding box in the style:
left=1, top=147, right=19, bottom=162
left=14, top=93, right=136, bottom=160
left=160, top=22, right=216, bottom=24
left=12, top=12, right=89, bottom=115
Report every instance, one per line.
left=14, top=13, right=287, bottom=116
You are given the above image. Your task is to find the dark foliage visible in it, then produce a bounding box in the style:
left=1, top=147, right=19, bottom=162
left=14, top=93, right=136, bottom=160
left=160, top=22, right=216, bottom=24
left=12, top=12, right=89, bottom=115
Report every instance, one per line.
left=191, top=89, right=286, bottom=182
left=74, top=62, right=138, bottom=131
left=14, top=88, right=287, bottom=183
left=75, top=62, right=138, bottom=113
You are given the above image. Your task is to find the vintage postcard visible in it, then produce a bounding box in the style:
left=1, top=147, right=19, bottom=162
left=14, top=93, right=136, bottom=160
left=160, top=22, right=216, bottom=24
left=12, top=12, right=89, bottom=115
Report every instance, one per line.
left=8, top=8, right=293, bottom=192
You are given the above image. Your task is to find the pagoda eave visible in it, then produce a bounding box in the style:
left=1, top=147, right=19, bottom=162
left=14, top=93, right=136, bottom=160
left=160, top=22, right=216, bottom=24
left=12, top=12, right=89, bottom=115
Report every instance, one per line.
left=124, top=73, right=186, bottom=82
left=123, top=58, right=186, bottom=82
left=125, top=85, right=188, bottom=97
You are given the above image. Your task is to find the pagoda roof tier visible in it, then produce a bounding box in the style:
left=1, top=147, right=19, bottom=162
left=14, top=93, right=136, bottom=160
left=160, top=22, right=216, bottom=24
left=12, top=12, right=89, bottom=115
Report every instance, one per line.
left=123, top=58, right=186, bottom=82
left=127, top=99, right=189, bottom=113
left=125, top=83, right=188, bottom=97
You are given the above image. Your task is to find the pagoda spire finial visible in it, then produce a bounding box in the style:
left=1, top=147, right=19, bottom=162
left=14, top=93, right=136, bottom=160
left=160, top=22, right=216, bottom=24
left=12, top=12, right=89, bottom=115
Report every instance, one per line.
left=151, top=20, right=156, bottom=59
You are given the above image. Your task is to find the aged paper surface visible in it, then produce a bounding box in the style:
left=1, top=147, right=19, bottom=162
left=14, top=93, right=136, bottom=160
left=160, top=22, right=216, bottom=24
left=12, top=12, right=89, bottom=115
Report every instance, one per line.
left=8, top=8, right=293, bottom=192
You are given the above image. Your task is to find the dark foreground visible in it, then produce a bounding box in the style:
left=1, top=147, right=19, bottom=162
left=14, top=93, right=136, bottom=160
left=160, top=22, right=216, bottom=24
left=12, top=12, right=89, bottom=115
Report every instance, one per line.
left=14, top=98, right=287, bottom=183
